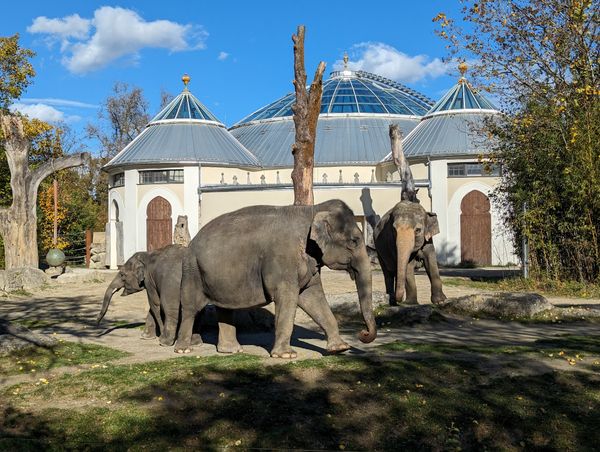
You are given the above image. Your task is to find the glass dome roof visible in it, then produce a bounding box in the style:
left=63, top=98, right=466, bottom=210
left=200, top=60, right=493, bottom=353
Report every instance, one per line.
left=234, top=70, right=434, bottom=125
left=151, top=89, right=219, bottom=123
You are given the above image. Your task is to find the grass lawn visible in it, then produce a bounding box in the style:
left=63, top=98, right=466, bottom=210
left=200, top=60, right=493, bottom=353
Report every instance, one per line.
left=443, top=276, right=600, bottom=299
left=1, top=337, right=599, bottom=450
left=0, top=342, right=129, bottom=376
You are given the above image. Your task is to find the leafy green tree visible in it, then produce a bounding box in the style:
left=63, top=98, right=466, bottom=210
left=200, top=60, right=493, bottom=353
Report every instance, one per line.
left=435, top=0, right=599, bottom=282
left=0, top=34, right=35, bottom=112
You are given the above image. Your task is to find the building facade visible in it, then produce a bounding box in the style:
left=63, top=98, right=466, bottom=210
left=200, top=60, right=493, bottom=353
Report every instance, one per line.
left=103, top=65, right=516, bottom=269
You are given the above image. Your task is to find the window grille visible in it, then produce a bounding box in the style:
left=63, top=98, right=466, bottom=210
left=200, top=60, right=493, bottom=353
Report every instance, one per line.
left=139, top=169, right=184, bottom=184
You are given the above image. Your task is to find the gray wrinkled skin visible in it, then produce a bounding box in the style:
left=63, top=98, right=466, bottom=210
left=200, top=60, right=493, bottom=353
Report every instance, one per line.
left=374, top=200, right=447, bottom=306
left=97, top=245, right=185, bottom=345
left=176, top=200, right=377, bottom=358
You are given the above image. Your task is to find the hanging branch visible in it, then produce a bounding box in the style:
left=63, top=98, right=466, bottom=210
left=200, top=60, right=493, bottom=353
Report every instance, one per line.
left=291, top=25, right=326, bottom=206
left=389, top=124, right=417, bottom=202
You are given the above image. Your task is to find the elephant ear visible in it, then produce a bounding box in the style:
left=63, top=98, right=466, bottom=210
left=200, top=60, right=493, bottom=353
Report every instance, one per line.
left=309, top=211, right=332, bottom=253
left=132, top=256, right=146, bottom=287
left=425, top=212, right=440, bottom=240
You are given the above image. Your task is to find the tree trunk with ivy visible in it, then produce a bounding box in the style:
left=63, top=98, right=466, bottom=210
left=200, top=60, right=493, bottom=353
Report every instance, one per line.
left=0, top=115, right=88, bottom=269
left=291, top=25, right=326, bottom=206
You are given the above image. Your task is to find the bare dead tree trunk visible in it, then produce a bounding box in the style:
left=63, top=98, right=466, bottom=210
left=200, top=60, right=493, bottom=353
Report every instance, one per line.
left=390, top=124, right=417, bottom=202
left=291, top=25, right=326, bottom=206
left=0, top=115, right=89, bottom=269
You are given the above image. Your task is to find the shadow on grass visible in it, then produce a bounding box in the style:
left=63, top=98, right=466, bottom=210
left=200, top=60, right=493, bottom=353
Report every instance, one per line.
left=1, top=351, right=599, bottom=450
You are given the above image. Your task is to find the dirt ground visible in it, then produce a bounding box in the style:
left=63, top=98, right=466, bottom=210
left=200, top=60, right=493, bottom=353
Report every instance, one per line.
left=1, top=267, right=599, bottom=387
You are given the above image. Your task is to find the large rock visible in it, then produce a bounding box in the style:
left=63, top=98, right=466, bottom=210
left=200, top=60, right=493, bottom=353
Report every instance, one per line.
left=0, top=319, right=57, bottom=354
left=0, top=267, right=49, bottom=293
left=55, top=268, right=108, bottom=284
left=443, top=292, right=553, bottom=318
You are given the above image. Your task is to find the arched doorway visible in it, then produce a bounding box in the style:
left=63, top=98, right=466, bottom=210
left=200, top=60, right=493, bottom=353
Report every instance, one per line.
left=146, top=196, right=172, bottom=251
left=460, top=190, right=491, bottom=265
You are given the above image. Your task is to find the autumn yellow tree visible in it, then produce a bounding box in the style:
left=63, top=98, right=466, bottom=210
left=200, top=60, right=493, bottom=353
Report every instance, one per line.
left=435, top=0, right=599, bottom=282
left=0, top=35, right=88, bottom=269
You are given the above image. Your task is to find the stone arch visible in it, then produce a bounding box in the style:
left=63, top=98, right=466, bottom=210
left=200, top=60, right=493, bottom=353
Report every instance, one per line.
left=460, top=190, right=491, bottom=265
left=146, top=196, right=172, bottom=251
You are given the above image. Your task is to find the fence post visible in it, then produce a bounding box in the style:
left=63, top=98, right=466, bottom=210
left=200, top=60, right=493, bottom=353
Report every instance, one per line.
left=85, top=230, right=93, bottom=268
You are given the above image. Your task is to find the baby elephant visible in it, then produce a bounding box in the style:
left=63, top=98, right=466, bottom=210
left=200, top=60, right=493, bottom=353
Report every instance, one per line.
left=97, top=244, right=185, bottom=345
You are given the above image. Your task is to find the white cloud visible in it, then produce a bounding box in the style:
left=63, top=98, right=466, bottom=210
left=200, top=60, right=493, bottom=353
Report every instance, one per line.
left=28, top=7, right=207, bottom=74
left=335, top=43, right=448, bottom=83
left=20, top=98, right=98, bottom=109
left=28, top=14, right=91, bottom=40
left=10, top=103, right=77, bottom=123
left=217, top=51, right=229, bottom=61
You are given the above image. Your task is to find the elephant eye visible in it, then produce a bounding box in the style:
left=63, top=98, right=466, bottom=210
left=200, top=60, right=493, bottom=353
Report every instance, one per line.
left=415, top=227, right=422, bottom=234
left=349, top=236, right=360, bottom=248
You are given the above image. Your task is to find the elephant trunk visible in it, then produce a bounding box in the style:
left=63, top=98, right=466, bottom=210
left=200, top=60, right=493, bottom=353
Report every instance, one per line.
left=97, top=276, right=124, bottom=324
left=395, top=227, right=415, bottom=304
left=354, top=247, right=377, bottom=343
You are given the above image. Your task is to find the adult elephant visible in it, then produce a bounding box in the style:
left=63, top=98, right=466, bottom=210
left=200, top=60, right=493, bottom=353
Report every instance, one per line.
left=97, top=244, right=185, bottom=345
left=374, top=201, right=446, bottom=305
left=173, top=199, right=377, bottom=357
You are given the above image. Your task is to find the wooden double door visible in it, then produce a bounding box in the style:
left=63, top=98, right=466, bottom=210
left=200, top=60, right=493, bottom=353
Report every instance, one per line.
left=146, top=196, right=172, bottom=251
left=460, top=190, right=491, bottom=265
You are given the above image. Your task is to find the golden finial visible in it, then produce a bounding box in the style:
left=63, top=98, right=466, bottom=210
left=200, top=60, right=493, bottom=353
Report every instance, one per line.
left=182, top=73, right=191, bottom=90
left=458, top=61, right=468, bottom=77
left=343, top=52, right=349, bottom=70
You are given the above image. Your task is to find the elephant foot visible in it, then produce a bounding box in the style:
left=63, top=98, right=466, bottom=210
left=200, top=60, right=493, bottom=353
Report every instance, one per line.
left=174, top=342, right=192, bottom=354
left=270, top=348, right=297, bottom=359
left=402, top=298, right=419, bottom=305
left=217, top=341, right=244, bottom=354
left=326, top=339, right=350, bottom=354
left=140, top=331, right=157, bottom=340
left=431, top=293, right=448, bottom=305
left=159, top=335, right=176, bottom=347
left=191, top=334, right=203, bottom=346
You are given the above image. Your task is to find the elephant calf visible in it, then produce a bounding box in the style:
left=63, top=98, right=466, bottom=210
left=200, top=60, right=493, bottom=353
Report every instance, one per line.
left=97, top=244, right=185, bottom=345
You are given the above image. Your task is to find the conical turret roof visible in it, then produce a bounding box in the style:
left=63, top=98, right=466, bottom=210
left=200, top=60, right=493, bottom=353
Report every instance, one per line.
left=383, top=64, right=500, bottom=161
left=104, top=75, right=260, bottom=170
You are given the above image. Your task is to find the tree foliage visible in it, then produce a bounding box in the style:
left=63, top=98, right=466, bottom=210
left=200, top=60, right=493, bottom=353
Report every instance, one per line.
left=435, top=0, right=600, bottom=282
left=86, top=82, right=149, bottom=229
left=0, top=34, right=35, bottom=112
left=87, top=82, right=149, bottom=159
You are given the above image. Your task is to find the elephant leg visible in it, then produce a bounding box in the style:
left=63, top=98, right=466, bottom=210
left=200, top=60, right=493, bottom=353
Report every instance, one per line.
left=297, top=274, right=349, bottom=354
left=422, top=242, right=447, bottom=304
left=141, top=311, right=157, bottom=340
left=174, top=292, right=208, bottom=354
left=379, top=258, right=397, bottom=306
left=145, top=286, right=164, bottom=337
left=159, top=297, right=180, bottom=347
left=270, top=284, right=299, bottom=359
left=216, top=308, right=243, bottom=354
left=404, top=259, right=418, bottom=305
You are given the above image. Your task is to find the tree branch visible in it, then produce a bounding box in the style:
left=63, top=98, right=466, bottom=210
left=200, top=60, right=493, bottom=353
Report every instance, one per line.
left=28, top=152, right=90, bottom=195
left=390, top=124, right=417, bottom=202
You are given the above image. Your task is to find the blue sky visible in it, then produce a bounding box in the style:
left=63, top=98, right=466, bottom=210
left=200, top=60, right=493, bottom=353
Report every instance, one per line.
left=2, top=1, right=467, bottom=147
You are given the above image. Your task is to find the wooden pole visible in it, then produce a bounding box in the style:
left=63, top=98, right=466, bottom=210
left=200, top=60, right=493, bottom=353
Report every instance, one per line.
left=85, top=229, right=92, bottom=268
left=53, top=178, right=58, bottom=246
left=291, top=25, right=326, bottom=206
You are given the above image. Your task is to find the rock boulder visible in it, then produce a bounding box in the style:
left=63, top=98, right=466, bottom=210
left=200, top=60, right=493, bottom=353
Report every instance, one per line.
left=443, top=292, right=553, bottom=318
left=0, top=267, right=49, bottom=293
